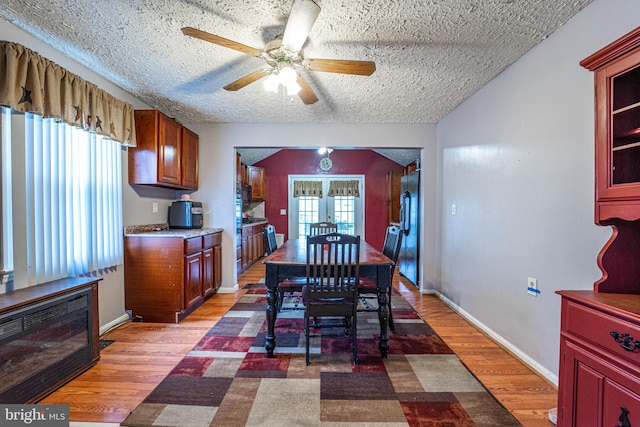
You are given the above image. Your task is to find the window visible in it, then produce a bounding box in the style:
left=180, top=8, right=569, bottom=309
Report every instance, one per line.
left=1, top=108, right=123, bottom=288
left=333, top=196, right=355, bottom=235
left=288, top=175, right=364, bottom=239
left=297, top=196, right=319, bottom=237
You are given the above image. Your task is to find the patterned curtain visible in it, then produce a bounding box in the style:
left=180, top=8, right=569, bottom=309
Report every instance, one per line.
left=328, top=180, right=360, bottom=197
left=0, top=41, right=136, bottom=146
left=293, top=180, right=323, bottom=198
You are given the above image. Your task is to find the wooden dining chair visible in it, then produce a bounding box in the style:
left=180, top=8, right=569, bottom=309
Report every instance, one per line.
left=358, top=224, right=402, bottom=330
left=303, top=232, right=360, bottom=365
left=263, top=224, right=278, bottom=255
left=266, top=226, right=306, bottom=311
left=309, top=221, right=337, bottom=236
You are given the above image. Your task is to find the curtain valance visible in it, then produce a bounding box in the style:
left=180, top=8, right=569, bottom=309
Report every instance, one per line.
left=328, top=180, right=360, bottom=197
left=0, top=41, right=136, bottom=146
left=293, top=181, right=323, bottom=198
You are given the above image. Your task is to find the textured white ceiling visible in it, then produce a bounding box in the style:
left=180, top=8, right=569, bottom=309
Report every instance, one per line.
left=0, top=0, right=593, bottom=125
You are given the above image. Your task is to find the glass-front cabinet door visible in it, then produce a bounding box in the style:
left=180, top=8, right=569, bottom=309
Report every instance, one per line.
left=583, top=31, right=640, bottom=222
left=606, top=55, right=640, bottom=190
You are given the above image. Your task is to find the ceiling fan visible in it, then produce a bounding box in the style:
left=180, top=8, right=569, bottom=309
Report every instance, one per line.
left=181, top=0, right=376, bottom=105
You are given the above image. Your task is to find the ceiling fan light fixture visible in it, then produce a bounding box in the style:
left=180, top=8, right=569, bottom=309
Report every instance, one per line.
left=263, top=72, right=280, bottom=93
left=278, top=67, right=301, bottom=94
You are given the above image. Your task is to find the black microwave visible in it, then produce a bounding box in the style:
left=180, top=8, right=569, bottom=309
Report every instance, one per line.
left=168, top=201, right=203, bottom=229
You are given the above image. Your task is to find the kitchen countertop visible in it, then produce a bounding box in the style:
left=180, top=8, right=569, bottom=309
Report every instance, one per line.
left=124, top=223, right=223, bottom=238
left=241, top=218, right=268, bottom=228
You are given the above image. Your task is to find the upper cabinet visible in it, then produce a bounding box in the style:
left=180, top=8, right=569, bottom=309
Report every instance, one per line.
left=236, top=152, right=242, bottom=184
left=386, top=169, right=403, bottom=224
left=181, top=127, right=199, bottom=189
left=581, top=27, right=640, bottom=294
left=247, top=165, right=265, bottom=200
left=581, top=28, right=640, bottom=222
left=129, top=110, right=199, bottom=190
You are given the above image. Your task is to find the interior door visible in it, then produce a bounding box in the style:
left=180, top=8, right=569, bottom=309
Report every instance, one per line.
left=288, top=175, right=364, bottom=239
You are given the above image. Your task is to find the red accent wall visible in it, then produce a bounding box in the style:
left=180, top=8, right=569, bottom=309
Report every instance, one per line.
left=254, top=149, right=404, bottom=249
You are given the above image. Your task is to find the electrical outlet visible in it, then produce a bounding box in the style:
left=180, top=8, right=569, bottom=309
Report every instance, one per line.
left=527, top=277, right=540, bottom=297
left=152, top=202, right=159, bottom=213
left=451, top=204, right=457, bottom=215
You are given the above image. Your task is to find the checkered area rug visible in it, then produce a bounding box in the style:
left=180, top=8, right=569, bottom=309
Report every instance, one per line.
left=121, top=284, right=521, bottom=427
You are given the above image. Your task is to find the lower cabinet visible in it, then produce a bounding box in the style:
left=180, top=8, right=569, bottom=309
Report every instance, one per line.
left=557, top=291, right=640, bottom=427
left=239, top=222, right=266, bottom=273
left=125, top=230, right=222, bottom=323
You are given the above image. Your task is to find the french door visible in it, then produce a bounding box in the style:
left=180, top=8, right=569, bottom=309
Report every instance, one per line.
left=288, top=175, right=364, bottom=239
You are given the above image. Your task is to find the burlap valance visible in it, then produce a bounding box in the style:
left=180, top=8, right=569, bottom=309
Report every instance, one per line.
left=293, top=181, right=323, bottom=198
left=0, top=41, right=136, bottom=146
left=328, top=180, right=360, bottom=197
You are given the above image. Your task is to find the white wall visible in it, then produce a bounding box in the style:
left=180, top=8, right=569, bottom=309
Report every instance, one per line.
left=436, top=0, right=640, bottom=383
left=187, top=123, right=437, bottom=292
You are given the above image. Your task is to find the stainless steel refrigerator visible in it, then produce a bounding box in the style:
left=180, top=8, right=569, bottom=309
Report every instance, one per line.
left=399, top=171, right=419, bottom=287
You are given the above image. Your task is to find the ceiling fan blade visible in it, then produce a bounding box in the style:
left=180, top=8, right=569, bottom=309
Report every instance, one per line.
left=296, top=75, right=318, bottom=105
left=182, top=27, right=262, bottom=56
left=281, top=0, right=321, bottom=53
left=305, top=58, right=376, bottom=76
left=223, top=68, right=272, bottom=91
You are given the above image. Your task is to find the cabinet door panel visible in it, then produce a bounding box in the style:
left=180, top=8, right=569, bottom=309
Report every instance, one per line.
left=604, top=379, right=640, bottom=426
left=241, top=235, right=249, bottom=270
left=247, top=166, right=264, bottom=199
left=202, top=248, right=214, bottom=298
left=214, top=245, right=222, bottom=290
left=574, top=361, right=603, bottom=427
left=158, top=113, right=182, bottom=186
left=184, top=253, right=202, bottom=309
left=181, top=127, right=199, bottom=189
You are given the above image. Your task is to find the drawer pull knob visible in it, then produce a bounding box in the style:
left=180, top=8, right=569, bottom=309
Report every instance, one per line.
left=611, top=331, right=640, bottom=352
left=615, top=406, right=631, bottom=427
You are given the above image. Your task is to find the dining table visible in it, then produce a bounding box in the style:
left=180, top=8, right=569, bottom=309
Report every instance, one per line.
left=262, top=237, right=394, bottom=358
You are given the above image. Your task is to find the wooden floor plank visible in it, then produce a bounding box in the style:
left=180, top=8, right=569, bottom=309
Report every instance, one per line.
left=40, top=259, right=557, bottom=425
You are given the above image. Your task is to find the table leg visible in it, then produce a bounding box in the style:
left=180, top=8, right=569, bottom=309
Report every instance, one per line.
left=377, top=266, right=391, bottom=358
left=265, top=265, right=277, bottom=358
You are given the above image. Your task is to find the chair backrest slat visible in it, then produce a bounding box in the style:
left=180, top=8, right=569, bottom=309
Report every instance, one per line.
left=309, top=222, right=338, bottom=236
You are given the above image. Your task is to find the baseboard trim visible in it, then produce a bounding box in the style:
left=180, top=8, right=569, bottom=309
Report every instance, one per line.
left=436, top=291, right=558, bottom=387
left=218, top=284, right=239, bottom=294
left=99, top=313, right=129, bottom=336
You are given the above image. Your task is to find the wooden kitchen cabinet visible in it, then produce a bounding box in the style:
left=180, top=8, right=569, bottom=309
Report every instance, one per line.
left=239, top=222, right=265, bottom=273
left=202, top=232, right=222, bottom=298
left=247, top=165, right=265, bottom=200
left=184, top=251, right=203, bottom=310
left=557, top=27, right=640, bottom=427
left=181, top=126, right=199, bottom=189
left=236, top=152, right=242, bottom=184
left=124, top=230, right=221, bottom=323
left=129, top=109, right=199, bottom=190
left=386, top=169, right=403, bottom=224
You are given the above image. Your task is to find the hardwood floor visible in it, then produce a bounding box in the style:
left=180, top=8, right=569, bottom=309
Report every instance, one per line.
left=41, top=260, right=557, bottom=426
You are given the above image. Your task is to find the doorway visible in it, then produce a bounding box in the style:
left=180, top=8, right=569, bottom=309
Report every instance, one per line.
left=288, top=175, right=364, bottom=239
